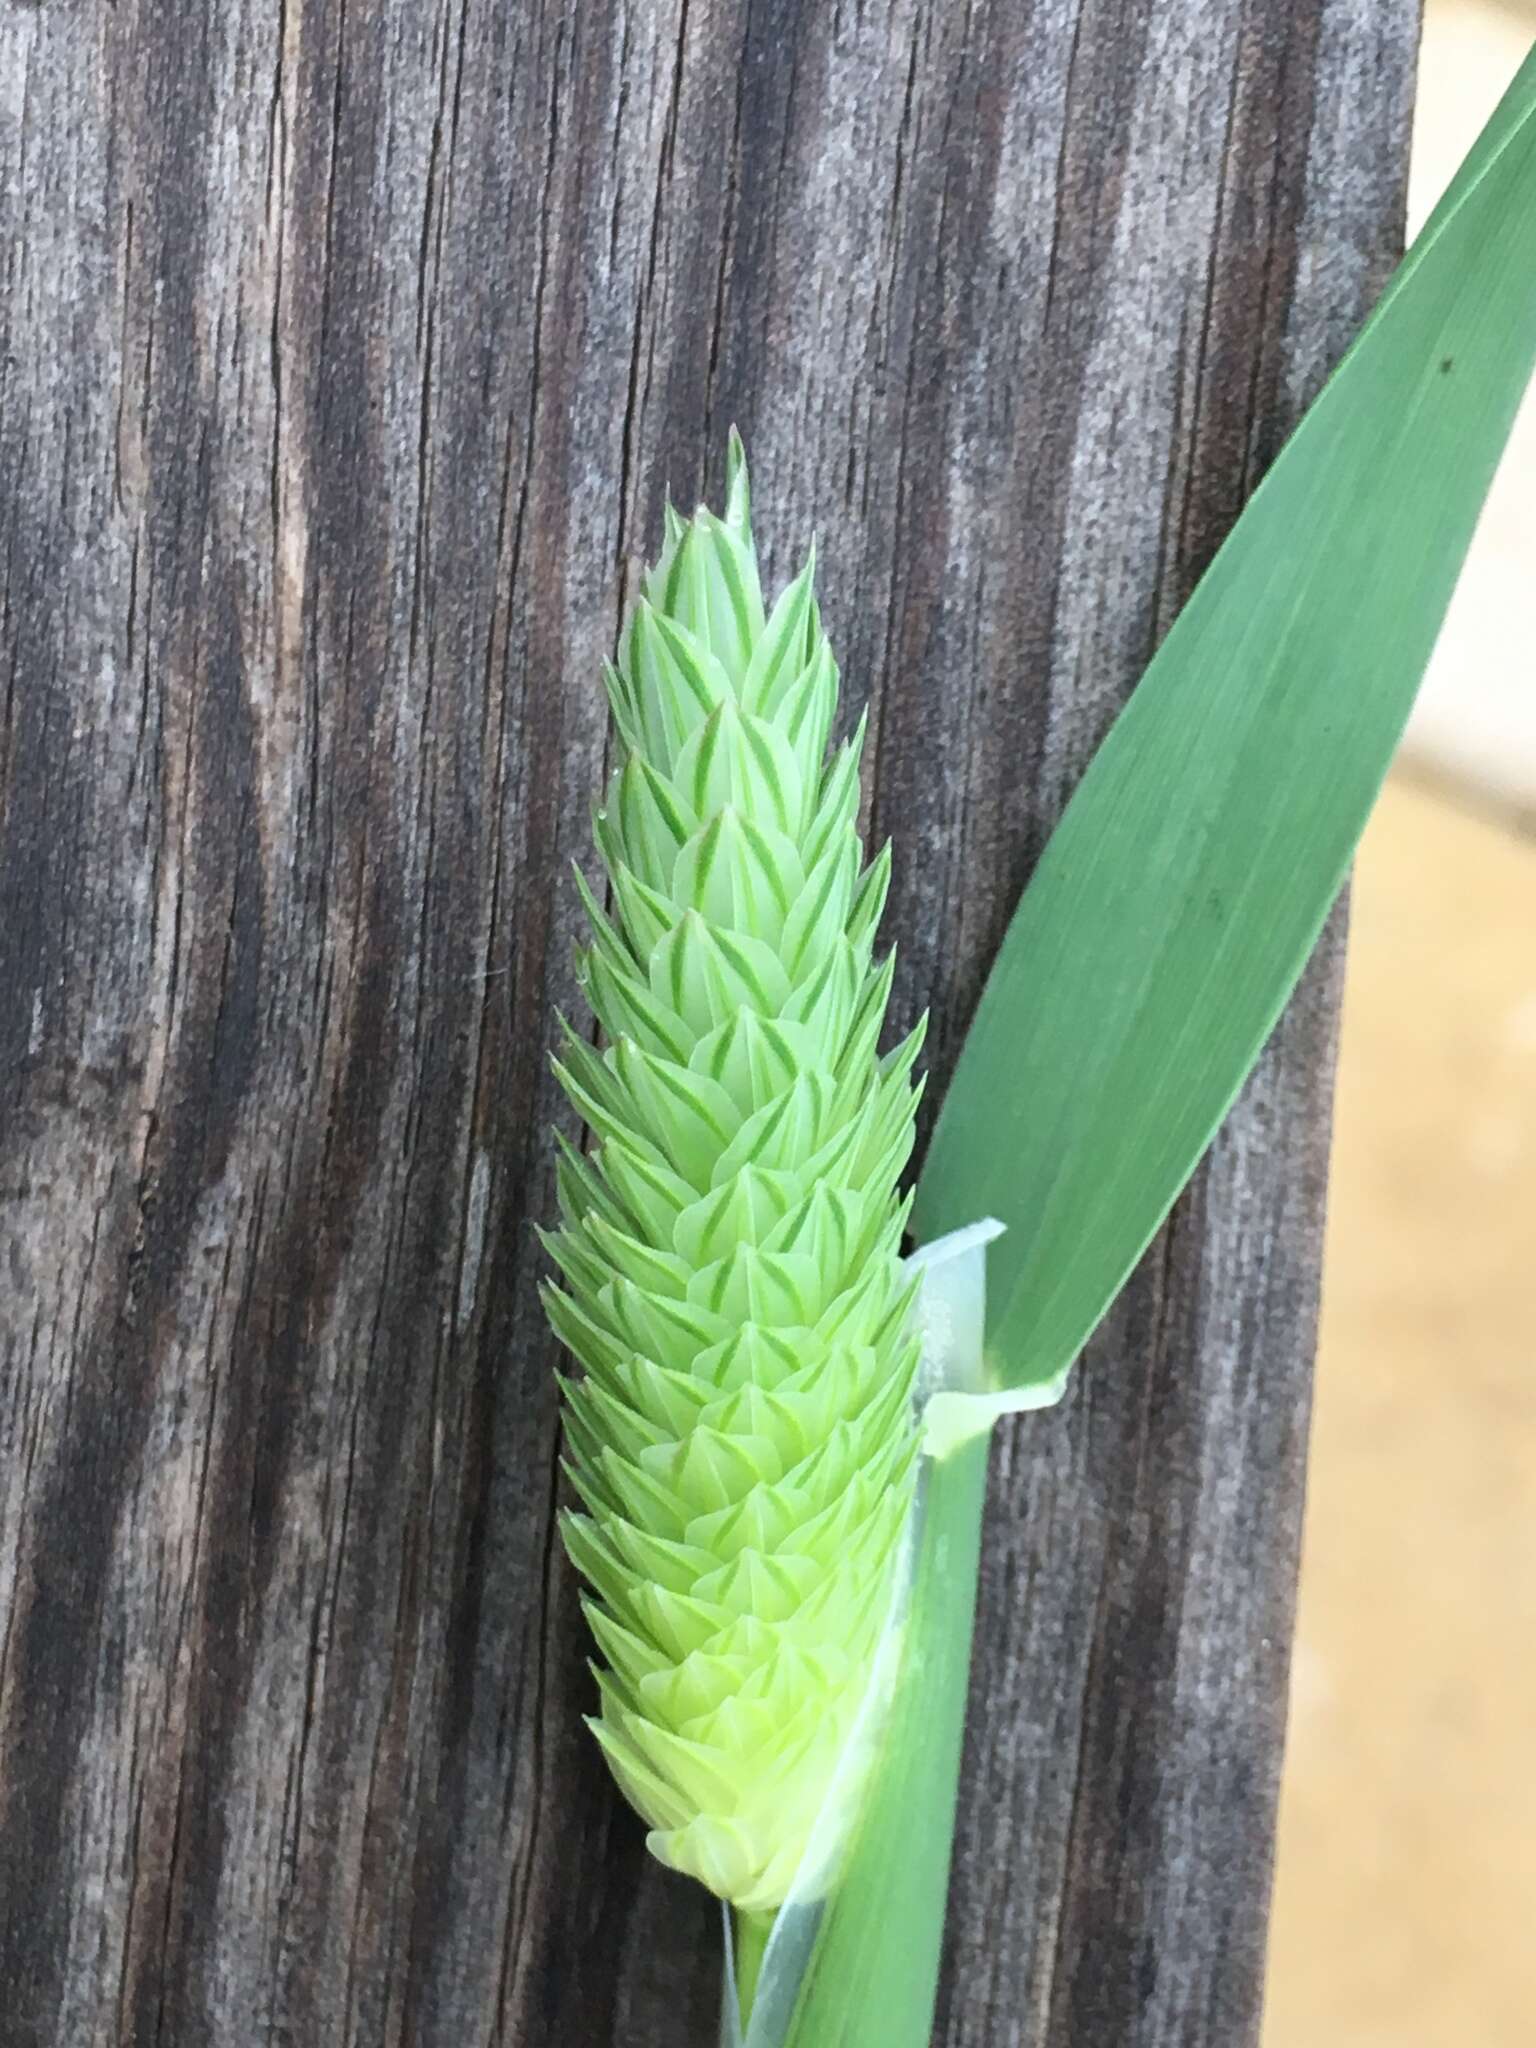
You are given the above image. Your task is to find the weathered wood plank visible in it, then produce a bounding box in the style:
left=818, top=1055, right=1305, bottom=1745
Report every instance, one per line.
left=0, top=1, right=1416, bottom=2042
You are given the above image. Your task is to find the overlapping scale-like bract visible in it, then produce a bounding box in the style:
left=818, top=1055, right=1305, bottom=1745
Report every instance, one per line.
left=544, top=437, right=923, bottom=1914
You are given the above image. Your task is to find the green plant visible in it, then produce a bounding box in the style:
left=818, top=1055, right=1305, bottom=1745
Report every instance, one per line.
left=546, top=45, right=1536, bottom=2048
left=542, top=443, right=923, bottom=1992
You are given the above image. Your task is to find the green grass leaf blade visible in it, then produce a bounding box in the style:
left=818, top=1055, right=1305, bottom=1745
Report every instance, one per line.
left=913, top=46, right=1536, bottom=1392
left=775, top=1433, right=991, bottom=2048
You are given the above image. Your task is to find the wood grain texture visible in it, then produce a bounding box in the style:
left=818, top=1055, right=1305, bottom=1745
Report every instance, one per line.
left=0, top=2, right=1416, bottom=2043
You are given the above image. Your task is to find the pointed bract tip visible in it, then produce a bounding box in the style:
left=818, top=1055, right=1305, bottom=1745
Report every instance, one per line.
left=725, top=427, right=750, bottom=531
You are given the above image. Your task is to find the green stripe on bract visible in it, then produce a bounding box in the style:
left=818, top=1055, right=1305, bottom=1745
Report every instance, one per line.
left=547, top=433, right=923, bottom=1915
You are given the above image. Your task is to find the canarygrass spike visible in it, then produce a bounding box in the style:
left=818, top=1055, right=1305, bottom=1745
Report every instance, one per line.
left=545, top=434, right=923, bottom=1923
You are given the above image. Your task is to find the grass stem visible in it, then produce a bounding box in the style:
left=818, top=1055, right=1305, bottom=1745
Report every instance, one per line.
left=734, top=1907, right=774, bottom=2031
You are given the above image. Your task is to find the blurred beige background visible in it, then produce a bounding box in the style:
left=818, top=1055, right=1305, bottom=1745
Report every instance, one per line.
left=1264, top=5, right=1536, bottom=2041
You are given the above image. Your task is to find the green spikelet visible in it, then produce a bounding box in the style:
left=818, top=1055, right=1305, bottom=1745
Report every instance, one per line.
left=544, top=434, right=924, bottom=1918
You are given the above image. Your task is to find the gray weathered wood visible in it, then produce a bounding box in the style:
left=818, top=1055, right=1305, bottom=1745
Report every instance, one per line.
left=0, top=1, right=1416, bottom=2042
